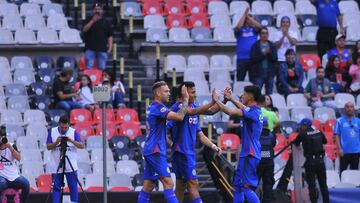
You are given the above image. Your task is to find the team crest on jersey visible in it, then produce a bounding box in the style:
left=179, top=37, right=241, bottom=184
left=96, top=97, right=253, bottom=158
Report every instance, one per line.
left=160, top=107, right=166, bottom=112
left=192, top=169, right=196, bottom=176
left=244, top=106, right=250, bottom=112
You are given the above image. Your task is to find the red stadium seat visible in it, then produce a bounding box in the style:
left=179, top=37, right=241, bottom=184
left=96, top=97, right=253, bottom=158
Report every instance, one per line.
left=73, top=82, right=80, bottom=92
left=189, top=13, right=210, bottom=28
left=95, top=121, right=119, bottom=139
left=166, top=14, right=188, bottom=28
left=142, top=1, right=163, bottom=15
left=70, top=109, right=93, bottom=124
left=274, top=133, right=287, bottom=152
left=64, top=187, right=81, bottom=192
left=82, top=69, right=103, bottom=86
left=220, top=133, right=240, bottom=150
left=324, top=132, right=335, bottom=145
left=109, top=186, right=133, bottom=192
left=324, top=119, right=336, bottom=133
left=164, top=0, right=185, bottom=16
left=186, top=0, right=207, bottom=15
left=288, top=132, right=298, bottom=143
left=312, top=119, right=323, bottom=132
left=74, top=122, right=95, bottom=140
left=324, top=144, right=338, bottom=161
left=119, top=121, right=142, bottom=139
left=37, top=174, right=52, bottom=192
left=299, top=54, right=321, bottom=72
left=79, top=55, right=98, bottom=71
left=87, top=186, right=104, bottom=192
left=93, top=108, right=116, bottom=124
left=116, top=108, right=140, bottom=124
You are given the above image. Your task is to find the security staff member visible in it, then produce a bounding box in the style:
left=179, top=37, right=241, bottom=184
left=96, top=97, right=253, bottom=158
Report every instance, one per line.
left=294, top=118, right=329, bottom=203
left=257, top=119, right=276, bottom=203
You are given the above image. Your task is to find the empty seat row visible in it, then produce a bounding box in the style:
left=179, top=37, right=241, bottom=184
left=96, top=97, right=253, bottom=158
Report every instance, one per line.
left=0, top=3, right=63, bottom=17
left=0, top=14, right=68, bottom=31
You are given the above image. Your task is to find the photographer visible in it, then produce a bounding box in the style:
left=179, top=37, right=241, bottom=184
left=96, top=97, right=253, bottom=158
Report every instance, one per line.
left=0, top=128, right=29, bottom=203
left=46, top=116, right=84, bottom=203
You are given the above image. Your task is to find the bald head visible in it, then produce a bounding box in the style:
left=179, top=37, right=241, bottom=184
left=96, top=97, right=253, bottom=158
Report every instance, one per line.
left=344, top=102, right=355, bottom=117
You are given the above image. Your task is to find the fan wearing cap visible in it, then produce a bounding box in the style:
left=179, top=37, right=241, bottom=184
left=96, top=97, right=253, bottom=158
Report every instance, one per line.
left=294, top=118, right=329, bottom=203
left=82, top=2, right=113, bottom=70
left=327, top=34, right=352, bottom=71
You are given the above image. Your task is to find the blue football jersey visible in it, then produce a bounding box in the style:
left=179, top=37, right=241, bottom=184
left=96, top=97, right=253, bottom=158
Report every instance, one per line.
left=167, top=102, right=202, bottom=155
left=143, top=102, right=170, bottom=156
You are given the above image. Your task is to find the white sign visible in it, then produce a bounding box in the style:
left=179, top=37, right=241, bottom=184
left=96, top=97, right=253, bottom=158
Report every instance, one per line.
left=93, top=86, right=111, bottom=102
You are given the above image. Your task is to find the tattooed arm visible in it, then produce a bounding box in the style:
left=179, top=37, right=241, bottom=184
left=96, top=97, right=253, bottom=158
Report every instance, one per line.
left=167, top=85, right=189, bottom=121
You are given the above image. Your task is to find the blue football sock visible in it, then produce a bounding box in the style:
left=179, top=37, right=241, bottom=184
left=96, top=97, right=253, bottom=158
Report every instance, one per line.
left=138, top=190, right=150, bottom=203
left=233, top=191, right=245, bottom=203
left=243, top=187, right=260, bottom=203
left=191, top=197, right=203, bottom=203
left=164, top=189, right=179, bottom=203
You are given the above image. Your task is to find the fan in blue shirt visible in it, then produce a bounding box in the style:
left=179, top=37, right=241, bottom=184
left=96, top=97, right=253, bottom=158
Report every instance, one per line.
left=213, top=85, right=263, bottom=203
left=167, top=82, right=221, bottom=203
left=138, top=81, right=189, bottom=203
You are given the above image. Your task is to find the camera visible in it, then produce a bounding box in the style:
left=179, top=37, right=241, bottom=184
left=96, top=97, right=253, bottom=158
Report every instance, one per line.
left=0, top=136, right=8, bottom=145
left=60, top=136, right=68, bottom=142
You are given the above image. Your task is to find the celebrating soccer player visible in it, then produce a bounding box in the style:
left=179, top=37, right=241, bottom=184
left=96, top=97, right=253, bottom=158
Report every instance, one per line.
left=138, top=81, right=189, bottom=203
left=167, top=81, right=222, bottom=203
left=212, top=85, right=263, bottom=203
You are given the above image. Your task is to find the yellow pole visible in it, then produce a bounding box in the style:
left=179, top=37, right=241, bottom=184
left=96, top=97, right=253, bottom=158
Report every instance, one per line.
left=145, top=98, right=150, bottom=110
left=208, top=123, right=212, bottom=140
left=120, top=57, right=124, bottom=75
left=129, top=16, right=134, bottom=34
left=172, top=68, right=176, bottom=87
left=163, top=55, right=168, bottom=75
left=137, top=85, right=142, bottom=102
left=129, top=72, right=133, bottom=89
left=81, top=1, right=86, bottom=20
left=112, top=43, right=117, bottom=61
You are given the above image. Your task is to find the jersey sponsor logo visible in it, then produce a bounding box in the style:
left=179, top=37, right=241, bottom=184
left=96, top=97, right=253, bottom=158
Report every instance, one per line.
left=259, top=114, right=264, bottom=123
left=160, top=107, right=167, bottom=112
left=189, top=117, right=198, bottom=124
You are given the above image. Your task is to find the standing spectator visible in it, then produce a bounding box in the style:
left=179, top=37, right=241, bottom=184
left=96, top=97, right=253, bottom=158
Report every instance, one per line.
left=304, top=66, right=336, bottom=109
left=82, top=3, right=113, bottom=70
left=102, top=68, right=126, bottom=108
left=312, top=0, right=344, bottom=58
left=273, top=17, right=299, bottom=65
left=53, top=68, right=82, bottom=112
left=77, top=75, right=98, bottom=113
left=0, top=129, right=29, bottom=203
left=277, top=49, right=304, bottom=95
left=235, top=7, right=262, bottom=81
left=327, top=35, right=352, bottom=69
left=334, top=102, right=360, bottom=174
left=351, top=40, right=360, bottom=63
left=250, top=27, right=278, bottom=95
left=349, top=55, right=360, bottom=93
left=325, top=55, right=348, bottom=93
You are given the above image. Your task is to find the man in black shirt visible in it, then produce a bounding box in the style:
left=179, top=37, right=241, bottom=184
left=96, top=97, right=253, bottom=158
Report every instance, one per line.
left=53, top=68, right=82, bottom=112
left=82, top=3, right=113, bottom=70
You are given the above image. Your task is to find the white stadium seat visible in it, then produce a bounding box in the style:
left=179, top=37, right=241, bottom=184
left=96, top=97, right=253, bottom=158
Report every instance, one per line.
left=169, top=28, right=192, bottom=43
left=208, top=1, right=229, bottom=15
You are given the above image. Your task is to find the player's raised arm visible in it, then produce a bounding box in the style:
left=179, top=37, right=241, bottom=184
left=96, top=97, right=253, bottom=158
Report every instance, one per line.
left=213, top=89, right=244, bottom=117
left=223, top=87, right=246, bottom=109
left=167, top=85, right=189, bottom=121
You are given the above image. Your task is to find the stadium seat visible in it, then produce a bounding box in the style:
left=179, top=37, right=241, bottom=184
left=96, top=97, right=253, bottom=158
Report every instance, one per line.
left=2, top=14, right=23, bottom=31
left=220, top=133, right=240, bottom=150
left=25, top=124, right=47, bottom=141
left=185, top=0, right=207, bottom=15
left=274, top=0, right=294, bottom=14
left=92, top=161, right=116, bottom=175
left=335, top=93, right=355, bottom=109
left=109, top=136, right=131, bottom=150
left=85, top=174, right=103, bottom=191
left=144, top=15, right=166, bottom=29
left=32, top=95, right=51, bottom=111
left=327, top=170, right=340, bottom=188
left=341, top=170, right=360, bottom=186
left=0, top=68, right=12, bottom=86
left=20, top=3, right=41, bottom=16
left=0, top=87, right=4, bottom=98
left=20, top=149, right=42, bottom=163
left=132, top=173, right=144, bottom=188
left=116, top=160, right=140, bottom=177
left=163, top=0, right=185, bottom=16
left=312, top=119, right=323, bottom=131
left=13, top=69, right=35, bottom=86
left=291, top=107, right=313, bottom=122
left=208, top=1, right=229, bottom=15
left=142, top=1, right=163, bottom=15
left=109, top=174, right=133, bottom=190
left=56, top=56, right=77, bottom=69
left=24, top=15, right=45, bottom=31
left=7, top=96, right=30, bottom=113
left=16, top=136, right=39, bottom=151
left=37, top=174, right=52, bottom=192
left=302, top=26, right=318, bottom=42
left=30, top=82, right=49, bottom=96
left=209, top=69, right=231, bottom=84
left=210, top=14, right=231, bottom=28
left=11, top=56, right=33, bottom=71
left=59, top=28, right=83, bottom=44
left=229, top=1, right=249, bottom=16
left=90, top=148, right=114, bottom=162
left=5, top=124, right=24, bottom=142
left=166, top=55, right=186, bottom=72
left=116, top=108, right=140, bottom=124
left=280, top=121, right=298, bottom=136
left=74, top=122, right=95, bottom=140
left=146, top=28, right=169, bottom=42
left=210, top=55, right=233, bottom=71
left=77, top=162, right=92, bottom=175
left=37, top=28, right=61, bottom=44
left=95, top=121, right=119, bottom=139
left=297, top=14, right=317, bottom=27
left=213, top=26, right=236, bottom=42
left=270, top=94, right=287, bottom=109
left=114, top=148, right=135, bottom=161
left=286, top=94, right=309, bottom=108
left=323, top=132, right=334, bottom=145
left=189, top=13, right=210, bottom=28
left=187, top=55, right=209, bottom=71
left=277, top=108, right=290, bottom=122
left=0, top=109, right=23, bottom=125
left=295, top=1, right=316, bottom=14
left=314, top=107, right=336, bottom=123
left=0, top=3, right=19, bottom=16
left=346, top=25, right=360, bottom=41
left=324, top=144, right=337, bottom=161
left=135, top=135, right=146, bottom=149
left=23, top=109, right=47, bottom=125
left=21, top=162, right=44, bottom=178
left=194, top=81, right=210, bottom=95
left=119, top=121, right=142, bottom=140
left=85, top=136, right=103, bottom=151
left=29, top=0, right=51, bottom=4
left=83, top=69, right=103, bottom=86
left=121, top=2, right=142, bottom=17
left=47, top=14, right=69, bottom=30
left=0, top=57, right=10, bottom=70
left=166, top=14, right=188, bottom=28
left=324, top=156, right=334, bottom=170
left=299, top=54, right=321, bottom=72
left=191, top=28, right=213, bottom=43
left=5, top=83, right=27, bottom=97
left=169, top=28, right=192, bottom=42
left=233, top=81, right=253, bottom=96
left=42, top=3, right=64, bottom=17
left=343, top=12, right=360, bottom=28
left=70, top=109, right=93, bottom=125
left=15, top=29, right=38, bottom=44
left=251, top=1, right=273, bottom=15
left=339, top=1, right=359, bottom=14
left=33, top=56, right=54, bottom=70
left=324, top=119, right=336, bottom=133
left=46, top=109, right=67, bottom=123
left=0, top=97, right=6, bottom=110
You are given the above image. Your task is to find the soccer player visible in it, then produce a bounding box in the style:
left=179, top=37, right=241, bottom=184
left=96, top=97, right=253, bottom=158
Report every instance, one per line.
left=138, top=81, right=189, bottom=203
left=167, top=81, right=222, bottom=203
left=212, top=85, right=263, bottom=203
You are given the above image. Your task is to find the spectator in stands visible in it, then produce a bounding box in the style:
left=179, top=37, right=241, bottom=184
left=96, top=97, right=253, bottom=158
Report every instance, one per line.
left=78, top=75, right=98, bottom=113
left=250, top=27, right=278, bottom=95
left=327, top=34, right=352, bottom=70
left=304, top=66, right=336, bottom=109
left=102, top=68, right=126, bottom=108
left=351, top=40, right=360, bottom=63
left=0, top=128, right=29, bottom=203
left=235, top=7, right=262, bottom=81
left=325, top=55, right=349, bottom=93
left=273, top=17, right=298, bottom=65
left=334, top=102, right=360, bottom=174
left=264, top=95, right=278, bottom=113
left=227, top=115, right=241, bottom=135
left=349, top=55, right=360, bottom=93
left=277, top=49, right=304, bottom=96
left=312, top=0, right=344, bottom=58
left=82, top=3, right=113, bottom=70
left=53, top=68, right=82, bottom=111
left=259, top=95, right=279, bottom=133
left=47, top=116, right=84, bottom=203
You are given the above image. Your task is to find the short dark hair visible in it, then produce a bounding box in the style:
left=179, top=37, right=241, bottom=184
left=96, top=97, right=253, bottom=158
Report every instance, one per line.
left=93, top=2, right=103, bottom=8
left=316, top=66, right=325, bottom=73
left=257, top=94, right=266, bottom=105
left=260, top=27, right=268, bottom=33
left=152, top=81, right=168, bottom=93
left=60, top=67, right=73, bottom=77
left=177, top=81, right=195, bottom=98
left=244, top=85, right=261, bottom=102
left=59, top=115, right=70, bottom=124
left=285, top=48, right=295, bottom=56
